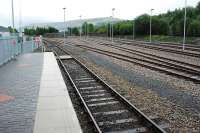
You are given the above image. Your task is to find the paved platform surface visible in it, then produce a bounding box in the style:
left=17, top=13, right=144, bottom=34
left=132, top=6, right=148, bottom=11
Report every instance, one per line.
left=0, top=52, right=82, bottom=133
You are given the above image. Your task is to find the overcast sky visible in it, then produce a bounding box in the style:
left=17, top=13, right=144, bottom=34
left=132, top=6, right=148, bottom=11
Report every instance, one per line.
left=0, top=0, right=199, bottom=27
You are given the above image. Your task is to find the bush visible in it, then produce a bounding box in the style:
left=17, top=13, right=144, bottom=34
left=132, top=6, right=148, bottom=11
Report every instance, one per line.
left=24, top=27, right=58, bottom=36
left=188, top=19, right=200, bottom=36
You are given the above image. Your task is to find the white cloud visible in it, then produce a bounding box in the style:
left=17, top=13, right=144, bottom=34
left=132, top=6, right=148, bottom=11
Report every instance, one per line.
left=0, top=0, right=199, bottom=27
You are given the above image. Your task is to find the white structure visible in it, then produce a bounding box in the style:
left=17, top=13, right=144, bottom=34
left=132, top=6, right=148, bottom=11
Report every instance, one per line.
left=111, top=8, right=115, bottom=43
left=183, top=0, right=187, bottom=50
left=0, top=32, right=10, bottom=37
left=150, top=9, right=154, bottom=43
left=0, top=27, right=10, bottom=37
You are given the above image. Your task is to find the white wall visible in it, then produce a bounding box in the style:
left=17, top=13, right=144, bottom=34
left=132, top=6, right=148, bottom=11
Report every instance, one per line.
left=0, top=32, right=10, bottom=37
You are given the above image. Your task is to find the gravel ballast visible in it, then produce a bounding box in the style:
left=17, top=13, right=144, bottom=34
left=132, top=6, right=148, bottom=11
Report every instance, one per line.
left=48, top=38, right=200, bottom=132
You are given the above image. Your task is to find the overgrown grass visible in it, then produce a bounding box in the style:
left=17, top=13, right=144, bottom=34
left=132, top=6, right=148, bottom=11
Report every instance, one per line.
left=136, top=35, right=199, bottom=44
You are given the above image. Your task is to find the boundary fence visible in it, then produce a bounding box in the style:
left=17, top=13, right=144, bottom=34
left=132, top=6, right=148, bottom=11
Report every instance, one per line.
left=0, top=36, right=41, bottom=66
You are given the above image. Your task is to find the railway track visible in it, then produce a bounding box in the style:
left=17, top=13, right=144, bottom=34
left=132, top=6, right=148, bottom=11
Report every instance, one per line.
left=91, top=36, right=200, bottom=51
left=89, top=37, right=200, bottom=57
left=48, top=43, right=168, bottom=133
left=46, top=38, right=200, bottom=83
left=82, top=38, right=200, bottom=70
left=114, top=38, right=200, bottom=52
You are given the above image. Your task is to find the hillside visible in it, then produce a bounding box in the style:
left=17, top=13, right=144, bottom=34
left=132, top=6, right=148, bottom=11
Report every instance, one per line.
left=25, top=17, right=122, bottom=31
left=0, top=26, right=9, bottom=32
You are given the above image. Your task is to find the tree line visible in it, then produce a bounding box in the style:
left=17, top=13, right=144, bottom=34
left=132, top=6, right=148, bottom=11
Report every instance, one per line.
left=70, top=2, right=200, bottom=37
left=8, top=26, right=18, bottom=33
left=24, top=2, right=200, bottom=37
left=24, top=27, right=59, bottom=36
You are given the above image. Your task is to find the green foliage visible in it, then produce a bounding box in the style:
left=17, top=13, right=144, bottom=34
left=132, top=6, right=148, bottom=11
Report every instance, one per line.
left=71, top=27, right=79, bottom=35
left=115, top=21, right=133, bottom=35
left=24, top=27, right=58, bottom=36
left=137, top=35, right=196, bottom=44
left=8, top=26, right=18, bottom=33
left=134, top=14, right=169, bottom=36
left=135, top=14, right=150, bottom=35
left=82, top=22, right=87, bottom=35
left=159, top=4, right=200, bottom=37
left=95, top=24, right=107, bottom=34
left=197, top=2, right=200, bottom=12
left=24, top=2, right=200, bottom=38
left=188, top=19, right=200, bottom=37
left=93, top=2, right=200, bottom=37
left=88, top=23, right=94, bottom=33
left=81, top=22, right=95, bottom=34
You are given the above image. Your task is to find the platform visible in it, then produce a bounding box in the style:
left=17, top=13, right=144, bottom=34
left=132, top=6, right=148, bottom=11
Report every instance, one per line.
left=0, top=52, right=82, bottom=133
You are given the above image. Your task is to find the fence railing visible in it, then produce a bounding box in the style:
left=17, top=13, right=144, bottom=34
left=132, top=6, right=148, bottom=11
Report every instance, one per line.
left=22, top=40, right=38, bottom=53
left=0, top=36, right=40, bottom=66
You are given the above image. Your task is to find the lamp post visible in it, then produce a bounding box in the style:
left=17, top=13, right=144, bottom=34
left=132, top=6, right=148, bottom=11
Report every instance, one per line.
left=87, top=22, right=89, bottom=39
left=63, top=7, right=66, bottom=45
left=109, top=16, right=112, bottom=40
left=70, top=22, right=72, bottom=36
left=11, top=0, right=15, bottom=33
left=79, top=15, right=82, bottom=39
left=85, top=22, right=87, bottom=39
left=133, top=20, right=135, bottom=40
left=107, top=22, right=108, bottom=39
left=19, top=0, right=22, bottom=36
left=150, top=9, right=154, bottom=43
left=11, top=0, right=16, bottom=59
left=111, top=8, right=115, bottom=43
left=69, top=20, right=71, bottom=36
left=183, top=0, right=187, bottom=51
left=19, top=0, right=23, bottom=53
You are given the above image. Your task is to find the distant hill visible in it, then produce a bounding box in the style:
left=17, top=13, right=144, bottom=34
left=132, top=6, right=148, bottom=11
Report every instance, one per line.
left=24, top=17, right=123, bottom=31
left=0, top=26, right=9, bottom=32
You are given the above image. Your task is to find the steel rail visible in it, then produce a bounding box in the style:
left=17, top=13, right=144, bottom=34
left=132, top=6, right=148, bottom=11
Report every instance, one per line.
left=80, top=38, right=200, bottom=71
left=54, top=50, right=102, bottom=133
left=51, top=43, right=167, bottom=133
left=46, top=39, right=200, bottom=83
left=88, top=37, right=200, bottom=57
left=66, top=43, right=200, bottom=83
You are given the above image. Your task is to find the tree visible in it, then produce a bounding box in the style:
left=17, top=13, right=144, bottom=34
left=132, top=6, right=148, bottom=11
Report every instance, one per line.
left=24, top=27, right=59, bottom=36
left=81, top=22, right=94, bottom=35
left=196, top=2, right=200, bottom=13
left=88, top=23, right=94, bottom=33
left=48, top=27, right=59, bottom=33
left=188, top=19, right=200, bottom=36
left=134, top=14, right=150, bottom=35
left=8, top=26, right=18, bottom=33
left=95, top=24, right=107, bottom=34
left=23, top=1, right=200, bottom=37
left=82, top=22, right=87, bottom=35
left=151, top=17, right=169, bottom=35
left=117, top=21, right=133, bottom=35
left=71, top=27, right=79, bottom=35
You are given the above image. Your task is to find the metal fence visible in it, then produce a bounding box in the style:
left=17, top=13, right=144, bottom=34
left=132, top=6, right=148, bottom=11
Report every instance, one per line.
left=0, top=36, right=40, bottom=66
left=22, top=40, right=38, bottom=53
